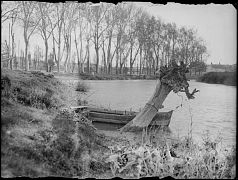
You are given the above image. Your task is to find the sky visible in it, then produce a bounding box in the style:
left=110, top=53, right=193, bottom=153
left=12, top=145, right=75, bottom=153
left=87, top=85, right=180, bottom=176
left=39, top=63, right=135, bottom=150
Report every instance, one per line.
left=1, top=2, right=237, bottom=65
left=134, top=2, right=237, bottom=65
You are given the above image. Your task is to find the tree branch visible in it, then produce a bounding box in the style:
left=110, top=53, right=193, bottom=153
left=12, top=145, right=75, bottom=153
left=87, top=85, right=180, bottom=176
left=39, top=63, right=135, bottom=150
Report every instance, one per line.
left=27, top=18, right=41, bottom=40
left=183, top=87, right=199, bottom=99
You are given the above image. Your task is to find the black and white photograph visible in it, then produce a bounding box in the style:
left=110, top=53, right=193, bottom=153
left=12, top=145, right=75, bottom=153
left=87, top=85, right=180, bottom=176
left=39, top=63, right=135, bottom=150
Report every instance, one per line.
left=1, top=1, right=236, bottom=178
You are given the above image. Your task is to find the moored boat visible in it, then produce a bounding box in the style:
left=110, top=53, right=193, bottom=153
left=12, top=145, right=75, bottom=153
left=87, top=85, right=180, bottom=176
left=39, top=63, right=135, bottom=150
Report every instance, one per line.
left=70, top=106, right=173, bottom=127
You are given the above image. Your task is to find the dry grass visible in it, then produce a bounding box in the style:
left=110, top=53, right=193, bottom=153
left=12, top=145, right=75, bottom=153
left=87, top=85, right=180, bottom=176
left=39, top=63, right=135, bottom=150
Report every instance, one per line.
left=104, top=128, right=236, bottom=179
left=1, top=69, right=83, bottom=177
left=1, top=69, right=66, bottom=110
left=1, top=69, right=109, bottom=178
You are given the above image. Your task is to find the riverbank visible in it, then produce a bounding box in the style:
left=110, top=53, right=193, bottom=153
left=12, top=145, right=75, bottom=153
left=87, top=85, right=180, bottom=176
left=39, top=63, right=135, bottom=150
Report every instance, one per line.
left=54, top=72, right=201, bottom=81
left=197, top=72, right=236, bottom=86
left=1, top=69, right=109, bottom=177
left=1, top=69, right=236, bottom=178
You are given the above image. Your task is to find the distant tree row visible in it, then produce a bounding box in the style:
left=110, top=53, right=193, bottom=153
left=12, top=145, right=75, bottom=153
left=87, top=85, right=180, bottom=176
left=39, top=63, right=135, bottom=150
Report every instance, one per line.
left=1, top=1, right=208, bottom=75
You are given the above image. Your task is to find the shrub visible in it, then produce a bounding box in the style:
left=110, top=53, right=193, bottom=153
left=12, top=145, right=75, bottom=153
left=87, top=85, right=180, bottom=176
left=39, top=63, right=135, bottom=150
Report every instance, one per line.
left=75, top=81, right=89, bottom=92
left=197, top=72, right=236, bottom=86
left=1, top=70, right=65, bottom=110
left=1, top=75, right=11, bottom=97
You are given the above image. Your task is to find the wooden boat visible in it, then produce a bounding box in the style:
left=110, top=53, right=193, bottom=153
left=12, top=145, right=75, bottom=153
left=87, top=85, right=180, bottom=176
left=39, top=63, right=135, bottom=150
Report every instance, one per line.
left=70, top=106, right=173, bottom=127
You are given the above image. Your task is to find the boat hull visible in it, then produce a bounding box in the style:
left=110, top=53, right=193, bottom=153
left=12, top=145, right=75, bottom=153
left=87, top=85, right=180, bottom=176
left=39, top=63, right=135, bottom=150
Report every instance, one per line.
left=87, top=108, right=173, bottom=127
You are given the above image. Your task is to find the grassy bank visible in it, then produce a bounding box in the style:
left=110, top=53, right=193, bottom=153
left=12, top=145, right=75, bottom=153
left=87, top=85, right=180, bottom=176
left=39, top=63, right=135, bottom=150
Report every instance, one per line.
left=1, top=69, right=108, bottom=177
left=197, top=72, right=237, bottom=86
left=1, top=69, right=236, bottom=178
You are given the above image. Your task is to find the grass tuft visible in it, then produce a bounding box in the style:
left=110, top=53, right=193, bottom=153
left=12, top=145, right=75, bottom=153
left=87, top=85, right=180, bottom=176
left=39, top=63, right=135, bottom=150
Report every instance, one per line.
left=75, top=81, right=89, bottom=92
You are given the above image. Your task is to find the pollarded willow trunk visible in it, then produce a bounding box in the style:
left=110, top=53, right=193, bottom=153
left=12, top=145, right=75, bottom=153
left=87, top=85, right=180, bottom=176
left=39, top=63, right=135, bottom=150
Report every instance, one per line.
left=121, top=80, right=172, bottom=132
left=120, top=60, right=199, bottom=132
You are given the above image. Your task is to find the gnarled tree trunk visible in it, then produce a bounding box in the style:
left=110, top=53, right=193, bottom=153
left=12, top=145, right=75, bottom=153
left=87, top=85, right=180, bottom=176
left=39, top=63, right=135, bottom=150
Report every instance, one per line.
left=121, top=80, right=172, bottom=132
left=120, top=61, right=199, bottom=132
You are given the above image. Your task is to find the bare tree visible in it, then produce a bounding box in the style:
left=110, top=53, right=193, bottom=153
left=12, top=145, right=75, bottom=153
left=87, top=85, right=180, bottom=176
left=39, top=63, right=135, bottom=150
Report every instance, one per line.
left=50, top=3, right=67, bottom=72
left=33, top=45, right=42, bottom=70
left=62, top=2, right=78, bottom=73
left=114, top=3, right=134, bottom=74
left=177, top=27, right=196, bottom=65
left=79, top=4, right=95, bottom=74
left=1, top=2, right=18, bottom=70
left=18, top=1, right=40, bottom=71
left=126, top=7, right=142, bottom=75
left=7, top=9, right=18, bottom=70
left=1, top=1, right=19, bottom=24
left=102, top=4, right=118, bottom=74
left=47, top=5, right=59, bottom=72
left=36, top=2, right=56, bottom=72
left=135, top=10, right=150, bottom=75
left=119, top=36, right=130, bottom=74
left=73, top=3, right=88, bottom=74
left=151, top=18, right=163, bottom=71
left=88, top=3, right=111, bottom=74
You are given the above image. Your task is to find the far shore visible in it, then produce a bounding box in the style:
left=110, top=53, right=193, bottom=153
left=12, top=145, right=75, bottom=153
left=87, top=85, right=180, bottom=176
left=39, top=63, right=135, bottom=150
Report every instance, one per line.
left=53, top=71, right=202, bottom=81
left=197, top=71, right=236, bottom=86
left=53, top=71, right=236, bottom=86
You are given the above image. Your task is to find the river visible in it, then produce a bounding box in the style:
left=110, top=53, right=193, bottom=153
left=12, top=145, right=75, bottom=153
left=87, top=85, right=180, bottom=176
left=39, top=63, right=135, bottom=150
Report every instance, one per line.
left=67, top=78, right=236, bottom=147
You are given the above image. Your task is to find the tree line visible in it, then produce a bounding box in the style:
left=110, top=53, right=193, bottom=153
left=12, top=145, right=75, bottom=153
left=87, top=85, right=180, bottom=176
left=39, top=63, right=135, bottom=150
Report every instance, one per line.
left=1, top=1, right=208, bottom=75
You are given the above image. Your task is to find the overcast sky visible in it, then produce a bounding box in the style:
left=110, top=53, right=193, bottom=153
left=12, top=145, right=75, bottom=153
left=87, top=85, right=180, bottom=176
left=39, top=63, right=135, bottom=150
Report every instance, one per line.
left=134, top=2, right=237, bottom=65
left=1, top=2, right=237, bottom=65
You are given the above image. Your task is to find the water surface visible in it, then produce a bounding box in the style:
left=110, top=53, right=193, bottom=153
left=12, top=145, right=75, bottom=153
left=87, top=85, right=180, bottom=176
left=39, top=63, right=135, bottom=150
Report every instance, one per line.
left=69, top=79, right=236, bottom=146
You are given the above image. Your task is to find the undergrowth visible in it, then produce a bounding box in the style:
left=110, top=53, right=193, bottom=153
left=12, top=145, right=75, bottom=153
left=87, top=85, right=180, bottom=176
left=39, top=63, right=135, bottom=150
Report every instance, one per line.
left=1, top=69, right=65, bottom=110
left=105, top=128, right=236, bottom=179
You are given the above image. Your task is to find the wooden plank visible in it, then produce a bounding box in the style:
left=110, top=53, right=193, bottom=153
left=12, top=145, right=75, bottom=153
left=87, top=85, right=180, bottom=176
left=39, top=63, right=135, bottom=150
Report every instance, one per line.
left=88, top=107, right=137, bottom=115
left=89, top=111, right=136, bottom=121
left=90, top=117, right=128, bottom=124
left=91, top=117, right=170, bottom=126
left=70, top=106, right=88, bottom=110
